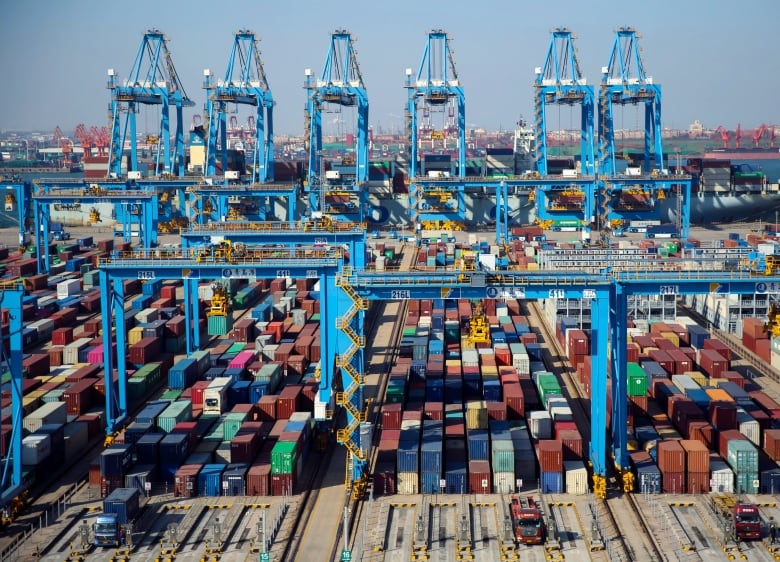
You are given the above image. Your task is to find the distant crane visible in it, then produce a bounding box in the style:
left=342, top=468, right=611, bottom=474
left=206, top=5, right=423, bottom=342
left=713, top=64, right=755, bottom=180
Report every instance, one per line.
left=205, top=31, right=274, bottom=183
left=714, top=126, right=730, bottom=149
left=53, top=126, right=73, bottom=167
left=74, top=124, right=92, bottom=156
left=107, top=29, right=194, bottom=177
left=735, top=123, right=742, bottom=149
left=752, top=123, right=776, bottom=148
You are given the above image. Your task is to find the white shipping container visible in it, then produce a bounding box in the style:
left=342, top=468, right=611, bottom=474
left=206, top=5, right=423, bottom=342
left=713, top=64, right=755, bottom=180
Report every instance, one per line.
left=397, top=472, right=419, bottom=495
left=215, top=442, right=232, bottom=464
left=493, top=471, right=515, bottom=494
left=528, top=410, right=552, bottom=440
left=400, top=420, right=421, bottom=432
left=710, top=459, right=735, bottom=493
left=736, top=408, right=761, bottom=446
left=564, top=460, right=589, bottom=494
left=63, top=338, right=92, bottom=365
left=261, top=344, right=278, bottom=362
left=672, top=374, right=699, bottom=393
left=57, top=279, right=82, bottom=299
left=198, top=284, right=215, bottom=301
left=28, top=318, right=55, bottom=341
left=461, top=349, right=480, bottom=368
left=22, top=434, right=51, bottom=465
left=24, top=401, right=67, bottom=433
left=135, top=308, right=159, bottom=324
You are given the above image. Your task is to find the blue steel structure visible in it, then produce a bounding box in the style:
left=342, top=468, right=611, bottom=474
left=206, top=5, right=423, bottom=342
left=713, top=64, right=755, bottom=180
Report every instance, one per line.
left=304, top=30, right=369, bottom=222
left=107, top=29, right=194, bottom=178
left=0, top=283, right=26, bottom=520
left=405, top=30, right=467, bottom=228
left=595, top=28, right=689, bottom=238
left=533, top=28, right=597, bottom=240
left=187, top=182, right=298, bottom=224
left=204, top=30, right=274, bottom=183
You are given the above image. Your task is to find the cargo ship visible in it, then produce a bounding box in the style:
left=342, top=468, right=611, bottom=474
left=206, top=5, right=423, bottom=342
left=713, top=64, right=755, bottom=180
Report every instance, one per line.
left=705, top=148, right=780, bottom=160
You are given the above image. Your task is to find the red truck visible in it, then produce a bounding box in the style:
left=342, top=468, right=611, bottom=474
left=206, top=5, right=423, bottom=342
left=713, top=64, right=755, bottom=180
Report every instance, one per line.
left=712, top=494, right=761, bottom=541
left=511, top=495, right=546, bottom=545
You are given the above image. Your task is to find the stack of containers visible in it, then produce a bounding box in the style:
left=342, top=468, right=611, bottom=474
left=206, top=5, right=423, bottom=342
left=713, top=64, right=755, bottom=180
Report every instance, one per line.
left=397, top=421, right=420, bottom=494
left=630, top=451, right=661, bottom=494
left=490, top=420, right=514, bottom=493
left=420, top=420, right=443, bottom=493
left=720, top=430, right=759, bottom=493
left=657, top=440, right=685, bottom=493
left=537, top=440, right=563, bottom=493
left=681, top=439, right=710, bottom=493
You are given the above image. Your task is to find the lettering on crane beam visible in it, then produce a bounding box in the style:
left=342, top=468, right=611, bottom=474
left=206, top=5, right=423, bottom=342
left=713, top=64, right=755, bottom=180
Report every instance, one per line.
left=138, top=271, right=155, bottom=280
left=222, top=268, right=257, bottom=279
left=487, top=286, right=526, bottom=299
left=659, top=285, right=679, bottom=295
left=583, top=289, right=596, bottom=299
left=275, top=270, right=290, bottom=278
left=756, top=282, right=780, bottom=294
left=306, top=270, right=319, bottom=279
left=391, top=289, right=411, bottom=299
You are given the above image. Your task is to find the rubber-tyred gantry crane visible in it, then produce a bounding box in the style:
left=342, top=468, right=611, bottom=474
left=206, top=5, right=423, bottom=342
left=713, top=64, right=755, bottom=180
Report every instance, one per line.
left=204, top=29, right=275, bottom=183
left=107, top=29, right=194, bottom=178
left=304, top=29, right=369, bottom=220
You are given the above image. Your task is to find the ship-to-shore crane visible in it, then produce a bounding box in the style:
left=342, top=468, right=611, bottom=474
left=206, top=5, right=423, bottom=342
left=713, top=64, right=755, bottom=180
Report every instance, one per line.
left=204, top=29, right=274, bottom=183
left=304, top=29, right=369, bottom=220
left=714, top=125, right=730, bottom=149
left=107, top=29, right=194, bottom=178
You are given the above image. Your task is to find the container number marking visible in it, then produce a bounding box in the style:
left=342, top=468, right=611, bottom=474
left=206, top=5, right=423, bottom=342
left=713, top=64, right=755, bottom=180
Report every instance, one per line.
left=548, top=289, right=565, bottom=299
left=222, top=268, right=256, bottom=278
left=276, top=270, right=290, bottom=278
left=306, top=269, right=319, bottom=279
left=583, top=289, right=596, bottom=299
left=138, top=271, right=155, bottom=280
left=659, top=285, right=679, bottom=295
left=391, top=289, right=411, bottom=299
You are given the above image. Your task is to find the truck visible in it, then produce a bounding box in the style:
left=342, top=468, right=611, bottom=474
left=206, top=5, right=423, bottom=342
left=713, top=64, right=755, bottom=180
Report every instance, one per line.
left=712, top=494, right=761, bottom=541
left=644, top=223, right=678, bottom=239
left=94, top=487, right=141, bottom=547
left=93, top=514, right=123, bottom=547
left=510, top=495, right=546, bottom=545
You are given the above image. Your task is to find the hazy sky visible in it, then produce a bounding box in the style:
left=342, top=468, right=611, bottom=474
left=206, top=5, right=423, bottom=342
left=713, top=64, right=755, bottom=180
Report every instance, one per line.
left=1, top=0, right=777, bottom=136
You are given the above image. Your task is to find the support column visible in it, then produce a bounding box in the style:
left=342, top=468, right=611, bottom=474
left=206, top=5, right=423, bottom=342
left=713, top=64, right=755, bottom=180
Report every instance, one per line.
left=611, top=282, right=631, bottom=492
left=2, top=289, right=23, bottom=490
left=590, top=287, right=609, bottom=498
left=316, top=271, right=334, bottom=418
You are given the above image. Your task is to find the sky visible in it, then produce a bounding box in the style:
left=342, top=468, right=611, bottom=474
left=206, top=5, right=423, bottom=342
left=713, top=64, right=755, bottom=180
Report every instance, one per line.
left=1, top=0, right=778, bottom=136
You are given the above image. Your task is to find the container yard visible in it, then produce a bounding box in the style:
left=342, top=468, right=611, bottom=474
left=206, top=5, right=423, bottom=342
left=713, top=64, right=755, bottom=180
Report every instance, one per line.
left=3, top=25, right=780, bottom=562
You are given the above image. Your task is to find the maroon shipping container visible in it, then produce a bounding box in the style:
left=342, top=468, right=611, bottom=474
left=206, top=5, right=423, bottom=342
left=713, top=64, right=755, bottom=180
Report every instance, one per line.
left=750, top=391, right=780, bottom=421
left=708, top=401, right=737, bottom=430
left=101, top=475, right=124, bottom=498
left=537, top=440, right=563, bottom=472
left=129, top=336, right=162, bottom=365
left=62, top=378, right=98, bottom=416
left=7, top=258, right=37, bottom=277
left=230, top=318, right=256, bottom=343
left=648, top=349, right=675, bottom=375
left=666, top=349, right=693, bottom=374
left=657, top=440, right=685, bottom=472
left=703, top=338, right=731, bottom=360
left=76, top=413, right=104, bottom=441
left=174, top=464, right=202, bottom=497
left=66, top=363, right=103, bottom=382
left=231, top=432, right=260, bottom=463
left=764, top=429, right=780, bottom=461
left=257, top=395, right=277, bottom=421
left=373, top=461, right=396, bottom=496
left=165, top=315, right=185, bottom=338
left=742, top=317, right=767, bottom=340
left=468, top=460, right=492, bottom=493
left=698, top=349, right=729, bottom=378
left=680, top=439, right=710, bottom=473
left=51, top=327, right=74, bottom=346
left=171, top=421, right=198, bottom=451
left=626, top=343, right=640, bottom=363
left=423, top=402, right=443, bottom=421
left=486, top=401, right=507, bottom=421
left=22, top=354, right=50, bottom=378
left=191, top=380, right=211, bottom=407
left=88, top=460, right=102, bottom=486
left=0, top=424, right=10, bottom=457
left=276, top=385, right=302, bottom=419
left=49, top=347, right=63, bottom=367
left=566, top=329, right=589, bottom=356
left=687, top=471, right=710, bottom=494
left=161, top=285, right=177, bottom=301
left=558, top=429, right=583, bottom=460
left=718, top=429, right=749, bottom=459
left=634, top=335, right=656, bottom=351
left=271, top=472, right=295, bottom=496
left=247, top=462, right=271, bottom=496
left=721, top=371, right=746, bottom=389
left=652, top=337, right=677, bottom=351
left=660, top=470, right=685, bottom=493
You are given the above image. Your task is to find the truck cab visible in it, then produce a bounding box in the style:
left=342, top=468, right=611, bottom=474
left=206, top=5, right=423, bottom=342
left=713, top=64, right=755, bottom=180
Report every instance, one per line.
left=93, top=514, right=122, bottom=547
left=733, top=502, right=761, bottom=540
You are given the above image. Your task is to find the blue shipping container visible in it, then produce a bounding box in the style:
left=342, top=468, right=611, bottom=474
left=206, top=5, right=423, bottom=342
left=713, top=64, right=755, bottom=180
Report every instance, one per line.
left=540, top=470, right=563, bottom=493
left=135, top=433, right=164, bottom=466
left=199, top=464, right=226, bottom=497
left=467, top=430, right=489, bottom=461
left=103, top=487, right=140, bottom=525
left=397, top=439, right=420, bottom=473
left=135, top=401, right=171, bottom=425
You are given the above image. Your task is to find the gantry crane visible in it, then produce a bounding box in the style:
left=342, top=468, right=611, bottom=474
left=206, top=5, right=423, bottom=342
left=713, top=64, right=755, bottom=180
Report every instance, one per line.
left=405, top=29, right=467, bottom=229
left=752, top=123, right=776, bottom=148
left=304, top=29, right=369, bottom=220
left=204, top=30, right=274, bottom=183
left=107, top=29, right=194, bottom=178
left=714, top=125, right=730, bottom=149
left=533, top=28, right=596, bottom=239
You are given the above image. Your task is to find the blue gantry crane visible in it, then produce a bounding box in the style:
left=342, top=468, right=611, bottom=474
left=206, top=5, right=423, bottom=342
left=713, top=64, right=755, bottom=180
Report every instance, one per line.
left=204, top=30, right=275, bottom=184
left=405, top=30, right=467, bottom=229
left=304, top=30, right=369, bottom=222
left=533, top=28, right=596, bottom=240
left=107, top=29, right=194, bottom=178
left=596, top=27, right=691, bottom=241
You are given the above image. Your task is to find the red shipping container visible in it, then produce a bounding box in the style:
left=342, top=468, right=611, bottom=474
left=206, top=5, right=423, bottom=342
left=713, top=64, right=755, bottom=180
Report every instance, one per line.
left=52, top=327, right=74, bottom=346
left=129, top=336, right=162, bottom=365
left=626, top=343, right=640, bottom=363
left=666, top=349, right=693, bottom=375
left=271, top=472, right=295, bottom=496
left=230, top=432, right=260, bottom=463
left=503, top=383, right=524, bottom=419
left=161, top=285, right=177, bottom=300
left=165, top=315, right=185, bottom=338
left=566, top=329, right=589, bottom=356
left=680, top=439, right=709, bottom=473
left=651, top=322, right=671, bottom=335
left=721, top=371, right=746, bottom=389
left=703, top=338, right=731, bottom=360
left=373, top=462, right=396, bottom=496
left=257, top=395, right=277, bottom=421
left=76, top=413, right=104, bottom=441
left=89, top=460, right=102, bottom=486
left=660, top=470, right=685, bottom=493
left=755, top=338, right=771, bottom=363
left=101, top=475, right=124, bottom=498
left=749, top=391, right=780, bottom=421
left=62, top=378, right=98, bottom=416
left=698, top=349, right=729, bottom=378
left=630, top=395, right=649, bottom=417
left=687, top=420, right=715, bottom=449
left=718, top=429, right=749, bottom=459
left=648, top=349, right=675, bottom=375
left=764, top=429, right=780, bottom=461
left=423, top=402, right=443, bottom=421
left=276, top=385, right=302, bottom=419
left=633, top=335, right=656, bottom=352
left=445, top=419, right=465, bottom=439
left=742, top=317, right=768, bottom=340
left=657, top=440, right=685, bottom=472
left=558, top=428, right=583, bottom=460
left=537, top=440, right=563, bottom=472
left=687, top=471, right=710, bottom=494
left=191, top=380, right=211, bottom=407
left=468, top=460, right=492, bottom=493
left=486, top=401, right=507, bottom=421
left=66, top=363, right=103, bottom=382
left=171, top=421, right=199, bottom=451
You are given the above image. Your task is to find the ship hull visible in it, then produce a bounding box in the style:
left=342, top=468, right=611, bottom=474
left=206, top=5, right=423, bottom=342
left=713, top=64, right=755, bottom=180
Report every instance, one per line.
left=704, top=150, right=780, bottom=160
left=659, top=192, right=780, bottom=223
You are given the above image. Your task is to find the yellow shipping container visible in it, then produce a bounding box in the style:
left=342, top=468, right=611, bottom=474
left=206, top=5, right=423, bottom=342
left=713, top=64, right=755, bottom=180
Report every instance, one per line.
left=684, top=371, right=707, bottom=387
left=657, top=427, right=681, bottom=440
left=445, top=359, right=461, bottom=369
left=526, top=262, right=539, bottom=271
left=460, top=335, right=475, bottom=350
left=128, top=326, right=145, bottom=345
left=705, top=388, right=734, bottom=402
left=481, top=365, right=498, bottom=378
left=465, top=400, right=488, bottom=430
left=659, top=331, right=680, bottom=347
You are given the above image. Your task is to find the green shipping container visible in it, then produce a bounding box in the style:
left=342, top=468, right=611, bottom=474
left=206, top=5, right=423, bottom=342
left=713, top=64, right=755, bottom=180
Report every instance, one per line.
left=403, top=327, right=417, bottom=337
left=223, top=412, right=248, bottom=441
left=627, top=363, right=648, bottom=397
left=165, top=335, right=185, bottom=354
left=160, top=389, right=182, bottom=401
left=271, top=441, right=298, bottom=474
left=227, top=342, right=246, bottom=354
left=208, top=314, right=233, bottom=336
left=491, top=440, right=515, bottom=473
left=157, top=399, right=193, bottom=433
